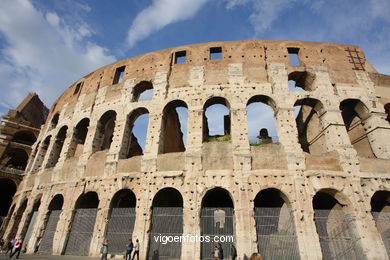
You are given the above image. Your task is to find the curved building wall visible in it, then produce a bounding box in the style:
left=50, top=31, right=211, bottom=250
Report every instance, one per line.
left=3, top=40, right=390, bottom=259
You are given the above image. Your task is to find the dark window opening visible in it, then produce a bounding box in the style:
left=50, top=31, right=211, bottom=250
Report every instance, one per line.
left=174, top=51, right=186, bottom=64
left=288, top=47, right=300, bottom=66
left=45, top=126, right=68, bottom=168
left=132, top=81, right=153, bottom=102
left=0, top=178, right=17, bottom=217
left=75, top=192, right=99, bottom=209
left=203, top=97, right=231, bottom=142
left=370, top=191, right=390, bottom=256
left=247, top=95, right=278, bottom=145
left=294, top=98, right=327, bottom=155
left=50, top=113, right=59, bottom=130
left=48, top=194, right=64, bottom=211
left=93, top=111, right=116, bottom=152
left=110, top=189, right=136, bottom=208
left=67, top=118, right=89, bottom=158
left=210, top=47, right=222, bottom=60
left=340, top=99, right=375, bottom=158
left=152, top=188, right=183, bottom=207
left=113, top=66, right=126, bottom=85
left=159, top=100, right=188, bottom=154
left=12, top=131, right=36, bottom=146
left=2, top=148, right=29, bottom=170
left=73, top=82, right=83, bottom=95
left=202, top=187, right=233, bottom=208
left=120, top=108, right=149, bottom=159
left=384, top=103, right=390, bottom=123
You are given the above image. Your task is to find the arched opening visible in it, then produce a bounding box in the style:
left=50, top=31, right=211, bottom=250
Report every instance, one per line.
left=371, top=191, right=390, bottom=257
left=294, top=98, right=328, bottom=155
left=384, top=103, right=390, bottom=124
left=132, top=81, right=154, bottom=102
left=0, top=204, right=15, bottom=237
left=340, top=99, right=375, bottom=158
left=254, top=188, right=300, bottom=259
left=1, top=148, right=29, bottom=170
left=148, top=188, right=183, bottom=260
left=46, top=126, right=68, bottom=168
left=32, top=136, right=51, bottom=172
left=313, top=190, right=365, bottom=259
left=0, top=179, right=17, bottom=219
left=12, top=131, right=36, bottom=146
left=119, top=108, right=149, bottom=159
left=159, top=100, right=188, bottom=153
left=200, top=187, right=235, bottom=260
left=65, top=192, right=99, bottom=255
left=203, top=97, right=231, bottom=142
left=288, top=71, right=315, bottom=92
left=50, top=113, right=59, bottom=130
left=22, top=198, right=41, bottom=247
left=247, top=96, right=278, bottom=145
left=39, top=194, right=64, bottom=253
left=93, top=111, right=116, bottom=152
left=67, top=118, right=89, bottom=158
left=106, top=189, right=137, bottom=254
left=7, top=199, right=27, bottom=241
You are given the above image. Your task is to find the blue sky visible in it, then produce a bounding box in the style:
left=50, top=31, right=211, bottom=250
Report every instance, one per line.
left=0, top=0, right=389, bottom=142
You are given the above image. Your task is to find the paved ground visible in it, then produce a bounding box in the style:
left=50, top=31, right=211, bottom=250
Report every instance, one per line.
left=0, top=253, right=100, bottom=260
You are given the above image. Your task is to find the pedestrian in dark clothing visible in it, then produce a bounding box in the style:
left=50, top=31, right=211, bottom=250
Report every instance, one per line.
left=131, top=239, right=139, bottom=260
left=6, top=239, right=15, bottom=255
left=218, top=243, right=224, bottom=259
left=9, top=239, right=22, bottom=259
left=100, top=239, right=108, bottom=260
left=230, top=244, right=237, bottom=260
left=125, top=238, right=133, bottom=260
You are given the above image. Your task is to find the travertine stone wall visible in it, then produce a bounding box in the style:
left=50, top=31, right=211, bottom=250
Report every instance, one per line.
left=3, top=40, right=390, bottom=260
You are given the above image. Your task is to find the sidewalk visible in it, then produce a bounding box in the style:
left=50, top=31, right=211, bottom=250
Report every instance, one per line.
left=0, top=253, right=99, bottom=260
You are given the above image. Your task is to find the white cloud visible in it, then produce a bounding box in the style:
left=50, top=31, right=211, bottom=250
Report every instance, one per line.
left=0, top=0, right=115, bottom=113
left=126, top=0, right=208, bottom=48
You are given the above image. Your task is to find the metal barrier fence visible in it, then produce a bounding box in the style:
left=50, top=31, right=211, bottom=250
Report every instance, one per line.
left=105, top=207, right=136, bottom=254
left=23, top=211, right=38, bottom=247
left=372, top=212, right=390, bottom=258
left=39, top=210, right=61, bottom=253
left=200, top=207, right=234, bottom=260
left=147, top=207, right=183, bottom=260
left=64, top=208, right=97, bottom=256
left=314, top=209, right=366, bottom=260
left=254, top=207, right=300, bottom=260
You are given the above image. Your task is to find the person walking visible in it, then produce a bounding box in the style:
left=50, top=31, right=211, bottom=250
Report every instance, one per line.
left=230, top=244, right=237, bottom=260
left=125, top=239, right=133, bottom=260
left=218, top=243, right=224, bottom=260
left=100, top=239, right=108, bottom=260
left=9, top=239, right=22, bottom=259
left=5, top=239, right=13, bottom=255
left=131, top=239, right=139, bottom=260
left=213, top=245, right=219, bottom=260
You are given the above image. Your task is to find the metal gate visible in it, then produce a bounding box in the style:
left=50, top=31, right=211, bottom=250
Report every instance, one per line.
left=147, top=207, right=183, bottom=260
left=39, top=210, right=61, bottom=253
left=200, top=207, right=234, bottom=260
left=23, top=211, right=38, bottom=247
left=314, top=209, right=366, bottom=260
left=105, top=207, right=136, bottom=254
left=65, top=208, right=97, bottom=255
left=372, top=212, right=390, bottom=258
left=255, top=207, right=300, bottom=260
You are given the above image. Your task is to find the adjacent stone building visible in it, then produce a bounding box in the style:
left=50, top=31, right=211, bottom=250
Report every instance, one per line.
left=0, top=93, right=48, bottom=228
left=1, top=40, right=390, bottom=260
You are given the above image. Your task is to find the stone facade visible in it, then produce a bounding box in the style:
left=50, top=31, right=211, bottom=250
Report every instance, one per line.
left=2, top=40, right=390, bottom=260
left=0, top=93, right=47, bottom=229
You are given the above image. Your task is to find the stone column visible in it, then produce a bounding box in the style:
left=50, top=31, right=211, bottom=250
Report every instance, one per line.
left=105, top=114, right=127, bottom=176
left=181, top=190, right=200, bottom=260
left=53, top=127, right=75, bottom=170
left=362, top=113, right=390, bottom=159
left=185, top=107, right=203, bottom=175
left=141, top=112, right=161, bottom=172
left=89, top=207, right=110, bottom=256
left=52, top=208, right=74, bottom=255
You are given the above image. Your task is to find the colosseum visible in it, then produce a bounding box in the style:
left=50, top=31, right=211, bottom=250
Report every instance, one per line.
left=1, top=40, right=390, bottom=260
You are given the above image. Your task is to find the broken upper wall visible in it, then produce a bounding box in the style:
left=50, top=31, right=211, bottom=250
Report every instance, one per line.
left=45, top=40, right=381, bottom=123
